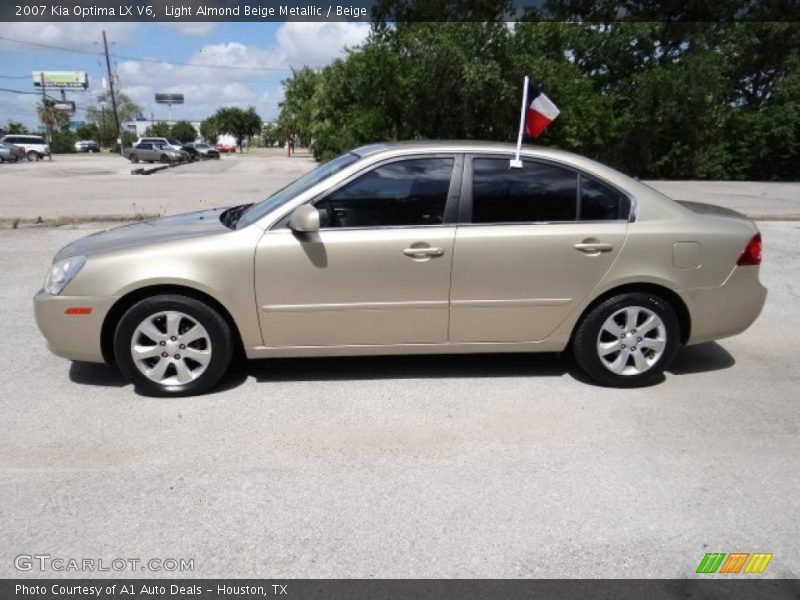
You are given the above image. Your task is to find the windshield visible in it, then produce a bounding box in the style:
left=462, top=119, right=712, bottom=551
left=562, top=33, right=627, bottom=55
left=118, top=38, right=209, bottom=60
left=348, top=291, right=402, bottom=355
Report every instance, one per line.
left=235, top=152, right=360, bottom=229
left=167, top=138, right=182, bottom=146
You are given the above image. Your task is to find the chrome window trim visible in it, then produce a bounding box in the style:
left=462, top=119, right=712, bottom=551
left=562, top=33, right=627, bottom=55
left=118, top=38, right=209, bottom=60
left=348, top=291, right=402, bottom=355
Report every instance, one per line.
left=462, top=153, right=637, bottom=226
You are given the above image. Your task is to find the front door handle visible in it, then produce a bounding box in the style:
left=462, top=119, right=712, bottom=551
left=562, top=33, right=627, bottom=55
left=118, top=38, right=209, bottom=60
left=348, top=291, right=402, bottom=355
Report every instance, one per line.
left=402, top=247, right=444, bottom=258
left=574, top=242, right=614, bottom=254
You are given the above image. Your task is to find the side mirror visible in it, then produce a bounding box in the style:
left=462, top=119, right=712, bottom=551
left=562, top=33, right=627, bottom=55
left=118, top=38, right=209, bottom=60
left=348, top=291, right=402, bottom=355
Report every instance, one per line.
left=289, top=204, right=320, bottom=233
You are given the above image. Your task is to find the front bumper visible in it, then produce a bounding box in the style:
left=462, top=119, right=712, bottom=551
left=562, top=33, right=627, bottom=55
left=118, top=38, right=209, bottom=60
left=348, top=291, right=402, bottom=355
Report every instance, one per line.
left=682, top=266, right=767, bottom=345
left=33, top=290, right=116, bottom=363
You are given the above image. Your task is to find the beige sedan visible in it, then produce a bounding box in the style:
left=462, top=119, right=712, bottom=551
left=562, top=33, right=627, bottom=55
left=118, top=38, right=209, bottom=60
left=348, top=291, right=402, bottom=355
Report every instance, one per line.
left=34, top=142, right=767, bottom=396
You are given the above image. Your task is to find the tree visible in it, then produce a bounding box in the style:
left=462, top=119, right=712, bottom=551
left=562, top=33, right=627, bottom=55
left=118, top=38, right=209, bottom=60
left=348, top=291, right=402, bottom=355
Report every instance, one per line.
left=37, top=98, right=69, bottom=135
left=170, top=121, right=198, bottom=143
left=277, top=18, right=800, bottom=180
left=86, top=91, right=143, bottom=125
left=75, top=123, right=100, bottom=141
left=85, top=91, right=144, bottom=146
left=199, top=116, right=220, bottom=144
left=210, top=106, right=263, bottom=151
left=145, top=121, right=172, bottom=137
left=2, top=120, right=28, bottom=135
left=261, top=121, right=282, bottom=147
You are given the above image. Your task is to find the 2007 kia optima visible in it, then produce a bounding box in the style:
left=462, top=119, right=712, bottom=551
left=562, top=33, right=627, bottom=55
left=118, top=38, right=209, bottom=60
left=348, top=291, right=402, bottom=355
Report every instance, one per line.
left=34, top=142, right=767, bottom=396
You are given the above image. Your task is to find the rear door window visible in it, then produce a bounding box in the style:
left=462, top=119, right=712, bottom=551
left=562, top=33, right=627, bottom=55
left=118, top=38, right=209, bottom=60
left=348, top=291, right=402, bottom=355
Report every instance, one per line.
left=471, top=158, right=578, bottom=223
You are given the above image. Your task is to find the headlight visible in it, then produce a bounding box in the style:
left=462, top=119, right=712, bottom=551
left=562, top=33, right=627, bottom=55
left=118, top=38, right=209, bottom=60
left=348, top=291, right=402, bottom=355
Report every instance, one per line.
left=44, top=255, right=86, bottom=295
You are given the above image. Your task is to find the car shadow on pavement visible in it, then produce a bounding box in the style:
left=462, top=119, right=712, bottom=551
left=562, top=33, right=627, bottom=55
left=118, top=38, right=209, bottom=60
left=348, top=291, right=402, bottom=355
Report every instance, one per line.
left=238, top=352, right=572, bottom=384
left=65, top=342, right=736, bottom=394
left=69, top=360, right=128, bottom=387
left=667, top=342, right=735, bottom=376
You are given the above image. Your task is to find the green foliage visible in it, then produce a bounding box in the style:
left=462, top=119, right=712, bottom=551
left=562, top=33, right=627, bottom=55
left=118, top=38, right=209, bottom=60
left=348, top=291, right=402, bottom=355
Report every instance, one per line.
left=50, top=130, right=77, bottom=153
left=145, top=121, right=172, bottom=137
left=86, top=92, right=143, bottom=125
left=261, top=121, right=283, bottom=147
left=199, top=116, right=220, bottom=144
left=2, top=120, right=29, bottom=135
left=209, top=106, right=263, bottom=151
left=74, top=123, right=99, bottom=141
left=170, top=120, right=198, bottom=143
left=278, top=20, right=800, bottom=180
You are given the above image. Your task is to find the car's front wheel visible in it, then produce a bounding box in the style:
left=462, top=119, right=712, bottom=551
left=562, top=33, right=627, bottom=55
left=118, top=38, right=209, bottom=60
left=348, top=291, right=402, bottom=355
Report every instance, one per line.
left=572, top=292, right=680, bottom=387
left=114, top=294, right=233, bottom=397
left=26, top=150, right=39, bottom=161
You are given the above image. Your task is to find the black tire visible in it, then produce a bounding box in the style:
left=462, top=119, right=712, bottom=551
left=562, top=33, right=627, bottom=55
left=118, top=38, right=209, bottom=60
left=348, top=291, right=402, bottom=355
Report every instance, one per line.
left=160, top=154, right=169, bottom=163
left=114, top=294, right=233, bottom=397
left=129, top=154, right=139, bottom=163
left=572, top=292, right=680, bottom=388
left=0, top=156, right=4, bottom=163
left=26, top=150, right=39, bottom=162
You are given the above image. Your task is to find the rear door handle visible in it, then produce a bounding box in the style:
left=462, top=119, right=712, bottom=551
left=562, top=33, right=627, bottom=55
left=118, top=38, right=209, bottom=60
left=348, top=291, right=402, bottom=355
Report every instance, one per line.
left=402, top=247, right=444, bottom=258
left=574, top=242, right=614, bottom=254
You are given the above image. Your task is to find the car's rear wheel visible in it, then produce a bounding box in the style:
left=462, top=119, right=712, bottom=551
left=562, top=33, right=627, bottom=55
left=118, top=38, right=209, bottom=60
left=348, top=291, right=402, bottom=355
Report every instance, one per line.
left=572, top=292, right=680, bottom=387
left=114, top=295, right=233, bottom=397
left=129, top=154, right=139, bottom=163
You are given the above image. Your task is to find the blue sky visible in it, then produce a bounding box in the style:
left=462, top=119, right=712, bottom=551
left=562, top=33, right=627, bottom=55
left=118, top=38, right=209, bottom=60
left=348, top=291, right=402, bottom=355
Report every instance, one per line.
left=0, top=21, right=370, bottom=127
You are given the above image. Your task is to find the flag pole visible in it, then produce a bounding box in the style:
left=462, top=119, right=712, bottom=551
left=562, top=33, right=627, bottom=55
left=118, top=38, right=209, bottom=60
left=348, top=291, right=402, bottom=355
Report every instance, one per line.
left=510, top=75, right=529, bottom=169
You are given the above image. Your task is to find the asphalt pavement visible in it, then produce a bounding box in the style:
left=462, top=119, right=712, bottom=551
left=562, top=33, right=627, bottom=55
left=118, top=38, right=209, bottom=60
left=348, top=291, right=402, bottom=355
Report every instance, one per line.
left=0, top=221, right=797, bottom=578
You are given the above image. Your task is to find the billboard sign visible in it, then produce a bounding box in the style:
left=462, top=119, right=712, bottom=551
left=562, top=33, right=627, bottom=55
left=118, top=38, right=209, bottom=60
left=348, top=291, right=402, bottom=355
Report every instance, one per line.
left=32, top=71, right=89, bottom=89
left=54, top=101, right=76, bottom=114
left=155, top=93, right=184, bottom=104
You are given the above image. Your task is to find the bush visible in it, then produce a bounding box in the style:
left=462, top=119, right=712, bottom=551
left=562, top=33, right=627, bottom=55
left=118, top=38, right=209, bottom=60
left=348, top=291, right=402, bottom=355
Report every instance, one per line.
left=50, top=130, right=77, bottom=153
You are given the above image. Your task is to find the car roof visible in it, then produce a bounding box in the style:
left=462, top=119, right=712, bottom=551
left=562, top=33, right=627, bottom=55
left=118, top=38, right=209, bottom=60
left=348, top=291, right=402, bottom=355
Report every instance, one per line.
left=352, top=140, right=589, bottom=162
left=2, top=134, right=44, bottom=139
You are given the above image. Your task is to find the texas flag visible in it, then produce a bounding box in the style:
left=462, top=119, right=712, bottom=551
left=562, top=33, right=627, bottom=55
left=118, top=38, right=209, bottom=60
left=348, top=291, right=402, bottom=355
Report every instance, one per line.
left=525, top=82, right=560, bottom=138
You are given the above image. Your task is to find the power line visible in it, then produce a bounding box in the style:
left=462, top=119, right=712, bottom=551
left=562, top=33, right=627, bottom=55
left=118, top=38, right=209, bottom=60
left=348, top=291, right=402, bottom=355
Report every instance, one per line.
left=0, top=34, right=293, bottom=72
left=0, top=74, right=32, bottom=79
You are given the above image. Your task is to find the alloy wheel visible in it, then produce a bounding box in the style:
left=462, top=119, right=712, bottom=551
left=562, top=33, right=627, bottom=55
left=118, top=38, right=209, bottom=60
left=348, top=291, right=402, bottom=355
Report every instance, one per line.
left=130, top=311, right=212, bottom=385
left=596, top=306, right=666, bottom=375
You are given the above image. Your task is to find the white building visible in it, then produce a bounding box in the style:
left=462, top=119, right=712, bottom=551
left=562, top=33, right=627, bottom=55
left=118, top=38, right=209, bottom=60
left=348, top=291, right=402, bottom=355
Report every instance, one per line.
left=121, top=119, right=236, bottom=146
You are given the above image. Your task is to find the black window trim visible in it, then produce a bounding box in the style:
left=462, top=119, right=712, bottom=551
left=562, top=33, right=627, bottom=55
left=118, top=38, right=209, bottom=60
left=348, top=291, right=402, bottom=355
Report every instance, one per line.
left=459, top=153, right=636, bottom=226
left=270, top=153, right=464, bottom=231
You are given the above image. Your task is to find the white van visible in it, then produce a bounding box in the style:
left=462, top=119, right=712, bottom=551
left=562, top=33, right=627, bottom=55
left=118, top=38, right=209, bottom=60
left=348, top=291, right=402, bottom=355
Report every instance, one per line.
left=0, top=134, right=50, bottom=161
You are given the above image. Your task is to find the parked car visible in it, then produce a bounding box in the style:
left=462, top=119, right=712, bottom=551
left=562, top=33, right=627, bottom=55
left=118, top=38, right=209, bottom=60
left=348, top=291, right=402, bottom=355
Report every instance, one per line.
left=214, top=143, right=236, bottom=153
left=74, top=140, right=101, bottom=153
left=0, top=134, right=50, bottom=161
left=184, top=142, right=220, bottom=160
left=135, top=137, right=185, bottom=152
left=0, top=141, right=25, bottom=163
left=123, top=142, right=184, bottom=164
left=34, top=142, right=767, bottom=397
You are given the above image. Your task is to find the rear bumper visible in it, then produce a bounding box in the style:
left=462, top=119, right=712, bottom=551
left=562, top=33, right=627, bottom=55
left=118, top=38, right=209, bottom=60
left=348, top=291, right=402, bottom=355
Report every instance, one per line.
left=682, top=267, right=767, bottom=345
left=33, top=290, right=115, bottom=363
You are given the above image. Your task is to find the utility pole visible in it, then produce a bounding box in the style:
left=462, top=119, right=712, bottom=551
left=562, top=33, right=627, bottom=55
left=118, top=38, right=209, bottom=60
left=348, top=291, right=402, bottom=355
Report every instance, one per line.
left=39, top=72, right=52, bottom=160
left=102, top=30, right=122, bottom=155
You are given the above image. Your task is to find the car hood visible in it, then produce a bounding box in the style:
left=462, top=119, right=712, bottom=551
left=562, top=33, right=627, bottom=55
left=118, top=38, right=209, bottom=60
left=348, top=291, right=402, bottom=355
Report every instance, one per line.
left=55, top=208, right=229, bottom=261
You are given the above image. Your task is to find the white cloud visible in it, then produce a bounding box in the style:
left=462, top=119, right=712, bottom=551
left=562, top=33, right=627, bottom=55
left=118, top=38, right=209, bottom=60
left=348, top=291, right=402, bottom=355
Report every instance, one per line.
left=0, top=22, right=141, bottom=48
left=275, top=22, right=370, bottom=66
left=113, top=22, right=369, bottom=122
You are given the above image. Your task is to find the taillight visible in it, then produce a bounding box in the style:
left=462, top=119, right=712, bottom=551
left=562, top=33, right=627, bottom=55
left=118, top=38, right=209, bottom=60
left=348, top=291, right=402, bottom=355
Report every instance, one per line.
left=737, top=233, right=762, bottom=266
